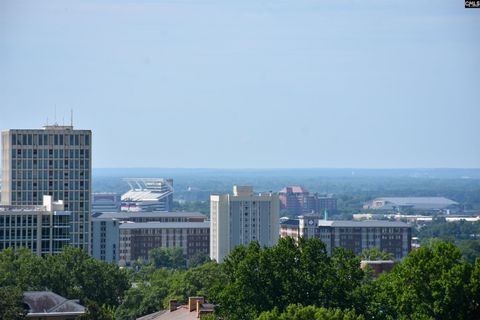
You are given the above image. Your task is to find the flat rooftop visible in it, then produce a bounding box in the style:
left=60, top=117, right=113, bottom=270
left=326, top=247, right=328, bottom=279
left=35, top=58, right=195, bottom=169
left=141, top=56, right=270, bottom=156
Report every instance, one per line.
left=119, top=221, right=210, bottom=229
left=317, top=220, right=410, bottom=228
left=92, top=211, right=206, bottom=219
left=371, top=197, right=457, bottom=206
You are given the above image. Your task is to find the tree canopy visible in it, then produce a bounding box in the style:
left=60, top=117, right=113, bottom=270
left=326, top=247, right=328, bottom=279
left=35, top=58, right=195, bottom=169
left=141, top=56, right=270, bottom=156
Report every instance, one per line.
left=1, top=238, right=479, bottom=320
left=210, top=238, right=364, bottom=320
left=0, top=247, right=130, bottom=308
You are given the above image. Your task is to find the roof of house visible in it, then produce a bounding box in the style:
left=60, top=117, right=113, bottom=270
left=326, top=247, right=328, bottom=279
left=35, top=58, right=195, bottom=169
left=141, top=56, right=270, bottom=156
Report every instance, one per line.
left=280, top=219, right=300, bottom=227
left=279, top=186, right=309, bottom=194
left=137, top=304, right=215, bottom=320
left=23, top=291, right=85, bottom=317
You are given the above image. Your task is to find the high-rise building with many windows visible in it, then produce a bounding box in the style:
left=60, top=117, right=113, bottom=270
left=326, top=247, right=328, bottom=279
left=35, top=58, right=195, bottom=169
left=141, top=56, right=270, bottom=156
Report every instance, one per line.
left=1, top=125, right=92, bottom=251
left=210, top=186, right=279, bottom=262
left=0, top=195, right=71, bottom=255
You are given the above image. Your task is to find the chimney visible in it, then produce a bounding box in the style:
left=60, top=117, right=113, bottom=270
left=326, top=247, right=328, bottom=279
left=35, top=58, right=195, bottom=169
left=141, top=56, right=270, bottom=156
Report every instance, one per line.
left=169, top=299, right=177, bottom=312
left=196, top=300, right=202, bottom=318
left=188, top=297, right=204, bottom=312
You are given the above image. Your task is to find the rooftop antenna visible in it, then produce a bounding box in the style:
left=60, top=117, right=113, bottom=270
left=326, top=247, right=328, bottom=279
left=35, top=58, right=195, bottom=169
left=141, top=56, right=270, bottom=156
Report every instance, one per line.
left=324, top=208, right=328, bottom=221
left=46, top=117, right=49, bottom=126
left=70, top=109, right=73, bottom=127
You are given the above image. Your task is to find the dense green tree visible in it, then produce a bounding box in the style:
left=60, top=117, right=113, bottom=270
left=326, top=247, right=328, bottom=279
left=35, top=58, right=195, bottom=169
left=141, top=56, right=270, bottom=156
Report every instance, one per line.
left=166, top=261, right=225, bottom=306
left=456, top=240, right=480, bottom=264
left=0, top=286, right=26, bottom=320
left=188, top=252, right=211, bottom=267
left=0, top=247, right=46, bottom=290
left=0, top=247, right=130, bottom=308
left=469, top=258, right=480, bottom=317
left=149, top=247, right=186, bottom=269
left=115, top=268, right=176, bottom=320
left=256, top=304, right=364, bottom=320
left=365, top=240, right=478, bottom=320
left=417, top=221, right=480, bottom=242
left=328, top=248, right=364, bottom=310
left=211, top=237, right=364, bottom=320
left=359, top=248, right=393, bottom=261
left=79, top=300, right=115, bottom=320
left=44, top=247, right=131, bottom=306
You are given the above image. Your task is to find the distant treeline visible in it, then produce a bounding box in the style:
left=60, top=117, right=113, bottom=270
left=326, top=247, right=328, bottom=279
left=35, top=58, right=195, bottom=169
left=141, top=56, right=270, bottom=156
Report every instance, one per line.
left=93, top=169, right=480, bottom=210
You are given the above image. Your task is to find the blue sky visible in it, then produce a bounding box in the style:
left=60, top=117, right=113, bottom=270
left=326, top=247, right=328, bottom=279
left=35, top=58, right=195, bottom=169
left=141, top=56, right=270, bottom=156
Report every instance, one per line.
left=1, top=0, right=479, bottom=168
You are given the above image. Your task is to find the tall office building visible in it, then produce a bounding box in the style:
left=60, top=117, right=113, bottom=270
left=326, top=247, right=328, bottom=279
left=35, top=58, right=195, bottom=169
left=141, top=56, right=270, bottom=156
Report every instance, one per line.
left=1, top=125, right=92, bottom=250
left=210, top=186, right=279, bottom=262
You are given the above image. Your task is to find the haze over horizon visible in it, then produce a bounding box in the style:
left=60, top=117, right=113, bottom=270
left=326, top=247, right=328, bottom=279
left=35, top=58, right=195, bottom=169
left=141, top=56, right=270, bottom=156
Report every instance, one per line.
left=1, top=0, right=479, bottom=169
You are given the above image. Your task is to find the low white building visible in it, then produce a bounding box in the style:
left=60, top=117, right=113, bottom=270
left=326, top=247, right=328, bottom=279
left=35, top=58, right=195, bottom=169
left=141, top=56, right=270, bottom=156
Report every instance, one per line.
left=364, top=197, right=458, bottom=211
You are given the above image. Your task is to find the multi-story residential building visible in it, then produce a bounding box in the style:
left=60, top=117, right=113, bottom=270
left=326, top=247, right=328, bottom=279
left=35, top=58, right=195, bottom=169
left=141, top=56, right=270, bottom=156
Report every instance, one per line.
left=1, top=125, right=92, bottom=250
left=121, top=178, right=173, bottom=212
left=91, top=211, right=208, bottom=263
left=279, top=186, right=337, bottom=216
left=279, top=186, right=309, bottom=216
left=280, top=214, right=412, bottom=259
left=119, top=221, right=210, bottom=266
left=210, top=186, right=280, bottom=262
left=0, top=195, right=70, bottom=255
left=92, top=193, right=121, bottom=213
left=312, top=196, right=337, bottom=213
left=279, top=217, right=301, bottom=241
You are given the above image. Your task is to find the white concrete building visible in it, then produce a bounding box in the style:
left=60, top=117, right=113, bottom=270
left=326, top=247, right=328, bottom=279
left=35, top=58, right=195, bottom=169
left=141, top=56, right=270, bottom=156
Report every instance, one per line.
left=0, top=195, right=71, bottom=255
left=210, top=186, right=279, bottom=262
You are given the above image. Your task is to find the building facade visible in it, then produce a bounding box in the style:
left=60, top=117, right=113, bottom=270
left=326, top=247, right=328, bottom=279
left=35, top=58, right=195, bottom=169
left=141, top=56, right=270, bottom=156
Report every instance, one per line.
left=280, top=215, right=412, bottom=259
left=279, top=186, right=309, bottom=216
left=92, top=193, right=121, bottom=213
left=210, top=186, right=280, bottom=262
left=91, top=211, right=208, bottom=263
left=1, top=125, right=92, bottom=250
left=279, top=186, right=337, bottom=216
left=91, top=217, right=120, bottom=263
left=0, top=196, right=70, bottom=255
left=119, top=221, right=210, bottom=266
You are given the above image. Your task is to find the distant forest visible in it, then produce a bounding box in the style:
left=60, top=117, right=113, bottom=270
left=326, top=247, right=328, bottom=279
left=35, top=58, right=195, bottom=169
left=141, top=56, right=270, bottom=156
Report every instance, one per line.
left=92, top=168, right=480, bottom=213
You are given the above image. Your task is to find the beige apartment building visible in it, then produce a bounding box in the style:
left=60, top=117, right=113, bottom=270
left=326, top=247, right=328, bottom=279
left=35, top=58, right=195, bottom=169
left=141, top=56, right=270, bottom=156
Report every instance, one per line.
left=210, top=186, right=280, bottom=262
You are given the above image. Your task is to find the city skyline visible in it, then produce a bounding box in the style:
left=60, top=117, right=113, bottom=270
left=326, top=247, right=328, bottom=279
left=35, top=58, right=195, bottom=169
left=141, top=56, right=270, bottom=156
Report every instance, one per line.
left=1, top=0, right=479, bottom=169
